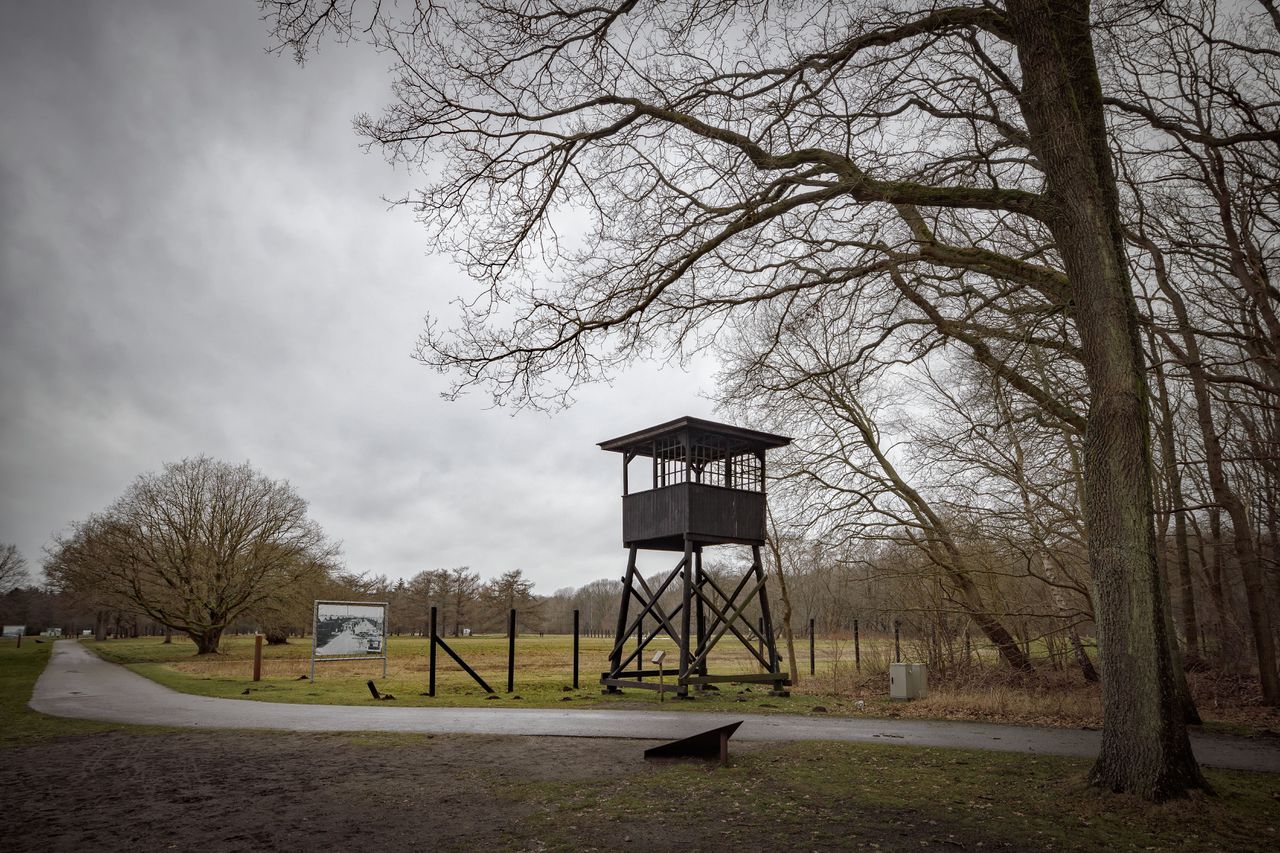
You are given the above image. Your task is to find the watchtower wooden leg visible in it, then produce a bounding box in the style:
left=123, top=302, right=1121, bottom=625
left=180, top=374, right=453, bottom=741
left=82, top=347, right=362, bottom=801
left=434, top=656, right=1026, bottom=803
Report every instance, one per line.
left=605, top=548, right=638, bottom=692
left=753, top=545, right=788, bottom=695
left=694, top=548, right=709, bottom=690
left=678, top=539, right=694, bottom=698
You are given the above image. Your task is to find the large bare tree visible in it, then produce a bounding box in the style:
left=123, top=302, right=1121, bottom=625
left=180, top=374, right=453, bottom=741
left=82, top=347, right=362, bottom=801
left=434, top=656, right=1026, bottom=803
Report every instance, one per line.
left=1103, top=0, right=1280, bottom=703
left=0, top=543, right=29, bottom=593
left=717, top=309, right=1036, bottom=673
left=45, top=456, right=333, bottom=654
left=265, top=0, right=1210, bottom=798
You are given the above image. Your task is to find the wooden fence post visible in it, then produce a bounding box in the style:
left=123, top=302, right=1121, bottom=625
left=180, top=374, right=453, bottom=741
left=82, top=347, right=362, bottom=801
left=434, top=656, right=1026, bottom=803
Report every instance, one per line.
left=253, top=633, right=263, bottom=682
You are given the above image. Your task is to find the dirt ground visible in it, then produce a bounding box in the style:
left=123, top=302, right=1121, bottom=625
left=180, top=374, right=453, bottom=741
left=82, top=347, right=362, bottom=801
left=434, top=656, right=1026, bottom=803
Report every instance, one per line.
left=4, top=731, right=607, bottom=852
left=4, top=729, right=1020, bottom=852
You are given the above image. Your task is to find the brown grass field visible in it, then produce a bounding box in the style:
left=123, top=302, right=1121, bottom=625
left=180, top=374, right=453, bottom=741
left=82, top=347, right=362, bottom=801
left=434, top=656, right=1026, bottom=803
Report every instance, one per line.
left=86, top=633, right=1280, bottom=735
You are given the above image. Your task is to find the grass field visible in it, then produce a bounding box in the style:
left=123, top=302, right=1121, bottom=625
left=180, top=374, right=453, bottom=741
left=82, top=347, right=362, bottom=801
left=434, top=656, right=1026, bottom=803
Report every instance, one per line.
left=92, top=632, right=845, bottom=714
left=4, top=636, right=1280, bottom=849
left=78, top=632, right=1279, bottom=736
left=0, top=641, right=120, bottom=744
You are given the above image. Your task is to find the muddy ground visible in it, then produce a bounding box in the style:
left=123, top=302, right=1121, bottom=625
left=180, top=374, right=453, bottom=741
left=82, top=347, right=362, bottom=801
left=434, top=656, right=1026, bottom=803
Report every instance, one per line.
left=4, top=729, right=1010, bottom=852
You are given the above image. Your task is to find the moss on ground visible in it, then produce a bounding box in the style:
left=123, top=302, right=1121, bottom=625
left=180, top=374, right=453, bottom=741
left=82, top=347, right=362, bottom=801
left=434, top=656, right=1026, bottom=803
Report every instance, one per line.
left=500, top=740, right=1280, bottom=851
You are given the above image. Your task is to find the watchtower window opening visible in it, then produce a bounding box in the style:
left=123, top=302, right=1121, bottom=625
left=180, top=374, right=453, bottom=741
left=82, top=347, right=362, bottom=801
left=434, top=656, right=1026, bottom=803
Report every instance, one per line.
left=649, top=434, right=764, bottom=492
left=655, top=436, right=685, bottom=488
left=690, top=438, right=763, bottom=492
left=602, top=416, right=789, bottom=499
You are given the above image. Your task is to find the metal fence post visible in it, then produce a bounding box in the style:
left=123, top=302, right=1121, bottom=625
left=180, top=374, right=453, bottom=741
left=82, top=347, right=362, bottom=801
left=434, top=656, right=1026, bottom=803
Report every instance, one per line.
left=507, top=608, right=517, bottom=693
left=572, top=609, right=580, bottom=689
left=854, top=619, right=860, bottom=672
left=429, top=606, right=438, bottom=697
left=809, top=618, right=816, bottom=676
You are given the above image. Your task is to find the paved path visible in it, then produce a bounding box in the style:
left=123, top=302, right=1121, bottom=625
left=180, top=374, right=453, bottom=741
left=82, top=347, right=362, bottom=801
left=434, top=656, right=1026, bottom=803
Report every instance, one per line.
left=30, top=641, right=1280, bottom=772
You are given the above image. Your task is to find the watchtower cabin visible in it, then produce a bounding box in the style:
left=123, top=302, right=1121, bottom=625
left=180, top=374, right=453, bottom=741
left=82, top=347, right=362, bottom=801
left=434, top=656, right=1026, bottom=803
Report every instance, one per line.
left=598, top=416, right=792, bottom=697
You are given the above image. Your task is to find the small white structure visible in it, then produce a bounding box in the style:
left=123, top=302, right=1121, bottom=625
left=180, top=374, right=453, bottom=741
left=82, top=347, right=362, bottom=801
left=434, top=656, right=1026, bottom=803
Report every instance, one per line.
left=889, top=662, right=928, bottom=700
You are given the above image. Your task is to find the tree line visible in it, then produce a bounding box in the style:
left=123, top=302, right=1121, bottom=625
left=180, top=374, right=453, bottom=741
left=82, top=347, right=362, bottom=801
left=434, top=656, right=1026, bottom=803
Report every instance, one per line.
left=372, top=567, right=543, bottom=638
left=9, top=458, right=547, bottom=649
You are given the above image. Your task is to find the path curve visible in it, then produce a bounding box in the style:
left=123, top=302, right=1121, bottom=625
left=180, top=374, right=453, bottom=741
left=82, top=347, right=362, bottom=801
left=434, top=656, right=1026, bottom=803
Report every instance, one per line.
left=30, top=641, right=1280, bottom=773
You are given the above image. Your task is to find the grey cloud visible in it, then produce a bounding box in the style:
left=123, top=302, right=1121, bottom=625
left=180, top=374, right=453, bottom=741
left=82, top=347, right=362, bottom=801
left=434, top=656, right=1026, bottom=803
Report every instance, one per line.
left=0, top=1, right=717, bottom=595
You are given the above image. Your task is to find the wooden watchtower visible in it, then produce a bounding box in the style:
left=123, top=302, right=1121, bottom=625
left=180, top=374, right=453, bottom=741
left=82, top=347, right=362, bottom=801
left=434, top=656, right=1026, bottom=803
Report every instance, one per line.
left=598, top=416, right=792, bottom=697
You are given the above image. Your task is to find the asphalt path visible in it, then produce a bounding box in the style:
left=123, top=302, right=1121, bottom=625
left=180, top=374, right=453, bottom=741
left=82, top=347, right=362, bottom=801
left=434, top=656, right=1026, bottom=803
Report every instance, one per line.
left=30, top=641, right=1280, bottom=773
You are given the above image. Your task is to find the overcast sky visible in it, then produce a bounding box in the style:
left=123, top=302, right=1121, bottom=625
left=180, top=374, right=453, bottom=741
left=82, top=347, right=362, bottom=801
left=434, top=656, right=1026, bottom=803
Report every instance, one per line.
left=0, top=1, right=718, bottom=593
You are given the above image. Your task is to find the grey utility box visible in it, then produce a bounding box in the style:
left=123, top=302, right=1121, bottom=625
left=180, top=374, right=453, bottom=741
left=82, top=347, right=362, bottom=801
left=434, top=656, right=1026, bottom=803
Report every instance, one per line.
left=889, top=663, right=928, bottom=700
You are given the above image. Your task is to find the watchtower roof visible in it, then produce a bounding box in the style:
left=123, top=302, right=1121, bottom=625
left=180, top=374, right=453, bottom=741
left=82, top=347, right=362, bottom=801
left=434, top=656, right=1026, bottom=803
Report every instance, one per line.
left=598, top=416, right=791, bottom=456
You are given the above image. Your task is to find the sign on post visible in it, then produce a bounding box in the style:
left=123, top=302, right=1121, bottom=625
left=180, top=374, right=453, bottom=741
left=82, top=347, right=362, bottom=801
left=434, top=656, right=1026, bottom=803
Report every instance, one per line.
left=310, top=601, right=389, bottom=680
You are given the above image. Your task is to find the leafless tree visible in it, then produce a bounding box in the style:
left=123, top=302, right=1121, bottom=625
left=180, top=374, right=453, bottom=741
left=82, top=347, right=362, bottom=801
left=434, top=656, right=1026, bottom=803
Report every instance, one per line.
left=477, top=568, right=543, bottom=631
left=1100, top=0, right=1280, bottom=702
left=571, top=577, right=623, bottom=636
left=444, top=566, right=482, bottom=636
left=0, top=543, right=28, bottom=593
left=402, top=568, right=450, bottom=633
left=45, top=457, right=334, bottom=654
left=265, top=0, right=1215, bottom=798
left=252, top=555, right=342, bottom=643
left=718, top=303, right=1035, bottom=672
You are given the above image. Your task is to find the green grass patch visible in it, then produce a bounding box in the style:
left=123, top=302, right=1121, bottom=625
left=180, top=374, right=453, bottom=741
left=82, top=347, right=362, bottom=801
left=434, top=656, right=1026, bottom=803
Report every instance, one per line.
left=86, top=634, right=832, bottom=713
left=505, top=740, right=1280, bottom=851
left=0, top=640, right=119, bottom=745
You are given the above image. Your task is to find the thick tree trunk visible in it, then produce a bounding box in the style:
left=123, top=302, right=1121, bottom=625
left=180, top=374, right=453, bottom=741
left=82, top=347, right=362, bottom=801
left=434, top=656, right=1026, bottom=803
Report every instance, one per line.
left=1007, top=0, right=1204, bottom=799
left=191, top=628, right=224, bottom=655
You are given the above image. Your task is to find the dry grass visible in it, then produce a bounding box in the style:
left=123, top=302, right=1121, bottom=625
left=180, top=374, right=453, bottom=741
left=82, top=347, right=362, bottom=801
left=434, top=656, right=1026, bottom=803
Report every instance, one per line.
left=87, top=633, right=1279, bottom=733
